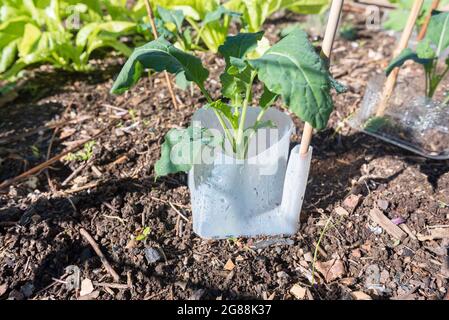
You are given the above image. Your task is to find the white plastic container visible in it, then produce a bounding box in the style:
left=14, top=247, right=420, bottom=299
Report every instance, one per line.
left=188, top=106, right=313, bottom=239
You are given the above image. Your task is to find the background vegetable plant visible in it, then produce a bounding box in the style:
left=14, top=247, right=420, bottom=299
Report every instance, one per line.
left=110, top=27, right=344, bottom=177
left=0, top=0, right=144, bottom=79
left=0, top=0, right=331, bottom=80
left=225, top=0, right=330, bottom=32
left=385, top=10, right=449, bottom=98
left=384, top=0, right=449, bottom=31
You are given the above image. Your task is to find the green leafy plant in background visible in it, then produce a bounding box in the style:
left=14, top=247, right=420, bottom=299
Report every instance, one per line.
left=385, top=10, right=449, bottom=98
left=0, top=0, right=143, bottom=80
left=110, top=27, right=344, bottom=177
left=384, top=0, right=449, bottom=31
left=225, top=0, right=330, bottom=33
left=133, top=0, right=240, bottom=53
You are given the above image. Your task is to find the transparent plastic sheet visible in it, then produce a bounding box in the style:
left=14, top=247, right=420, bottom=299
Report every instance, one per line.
left=188, top=107, right=312, bottom=239
left=349, top=74, right=449, bottom=159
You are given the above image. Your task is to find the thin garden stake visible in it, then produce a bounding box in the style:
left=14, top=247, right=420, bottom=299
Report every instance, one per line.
left=417, top=0, right=440, bottom=41
left=299, top=0, right=344, bottom=156
left=143, top=0, right=180, bottom=110
left=375, top=0, right=424, bottom=117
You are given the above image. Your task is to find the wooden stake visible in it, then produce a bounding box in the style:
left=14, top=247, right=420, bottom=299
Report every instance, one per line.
left=143, top=0, right=180, bottom=110
left=417, top=0, right=440, bottom=41
left=375, top=0, right=424, bottom=117
left=299, top=0, right=344, bottom=155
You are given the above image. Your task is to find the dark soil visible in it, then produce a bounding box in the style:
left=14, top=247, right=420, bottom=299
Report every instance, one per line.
left=1, top=11, right=449, bottom=300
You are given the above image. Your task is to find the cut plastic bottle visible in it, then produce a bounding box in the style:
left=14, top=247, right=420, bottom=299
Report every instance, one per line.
left=188, top=107, right=312, bottom=239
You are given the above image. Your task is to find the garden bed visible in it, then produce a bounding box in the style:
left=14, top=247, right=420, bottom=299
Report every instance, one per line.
left=1, top=12, right=449, bottom=300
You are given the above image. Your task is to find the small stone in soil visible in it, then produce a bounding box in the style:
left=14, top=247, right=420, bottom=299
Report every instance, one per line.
left=20, top=282, right=34, bottom=298
left=343, top=194, right=362, bottom=211
left=377, top=199, right=389, bottom=210
left=144, top=247, right=161, bottom=264
left=80, top=279, right=94, bottom=296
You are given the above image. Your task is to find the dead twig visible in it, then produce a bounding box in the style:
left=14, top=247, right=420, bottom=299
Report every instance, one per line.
left=61, top=159, right=92, bottom=186
left=93, top=282, right=129, bottom=289
left=169, top=201, right=190, bottom=222
left=79, top=228, right=120, bottom=282
left=144, top=287, right=170, bottom=300
left=369, top=208, right=407, bottom=240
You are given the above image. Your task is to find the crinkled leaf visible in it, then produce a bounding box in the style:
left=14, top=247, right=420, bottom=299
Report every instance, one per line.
left=386, top=48, right=432, bottom=75
left=157, top=6, right=184, bottom=31
left=205, top=99, right=238, bottom=128
left=203, top=5, right=240, bottom=25
left=424, top=10, right=449, bottom=56
left=229, top=57, right=246, bottom=72
left=246, top=36, right=271, bottom=59
left=218, top=31, right=264, bottom=62
left=154, top=126, right=222, bottom=177
left=416, top=39, right=436, bottom=59
left=249, top=28, right=334, bottom=130
left=153, top=19, right=175, bottom=39
left=218, top=32, right=263, bottom=104
left=111, top=38, right=209, bottom=94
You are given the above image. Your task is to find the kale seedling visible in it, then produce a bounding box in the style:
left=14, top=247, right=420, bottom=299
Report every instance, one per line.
left=386, top=10, right=449, bottom=98
left=111, top=28, right=344, bottom=177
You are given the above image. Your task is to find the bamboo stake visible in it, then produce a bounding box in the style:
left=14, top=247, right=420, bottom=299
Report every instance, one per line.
left=299, top=0, right=344, bottom=156
left=375, top=0, right=424, bottom=117
left=143, top=0, right=180, bottom=110
left=417, top=0, right=440, bottom=40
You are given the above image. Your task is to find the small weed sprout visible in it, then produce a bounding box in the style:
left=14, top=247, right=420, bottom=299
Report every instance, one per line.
left=135, top=226, right=151, bottom=241
left=65, top=141, right=96, bottom=162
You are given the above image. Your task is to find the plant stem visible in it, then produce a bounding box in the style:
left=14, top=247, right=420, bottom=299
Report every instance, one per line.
left=242, top=107, right=270, bottom=156
left=198, top=84, right=235, bottom=152
left=235, top=71, right=256, bottom=158
left=195, top=25, right=205, bottom=46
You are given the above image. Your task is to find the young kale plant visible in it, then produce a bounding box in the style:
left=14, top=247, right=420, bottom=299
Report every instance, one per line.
left=386, top=10, right=449, bottom=98
left=111, top=28, right=344, bottom=177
